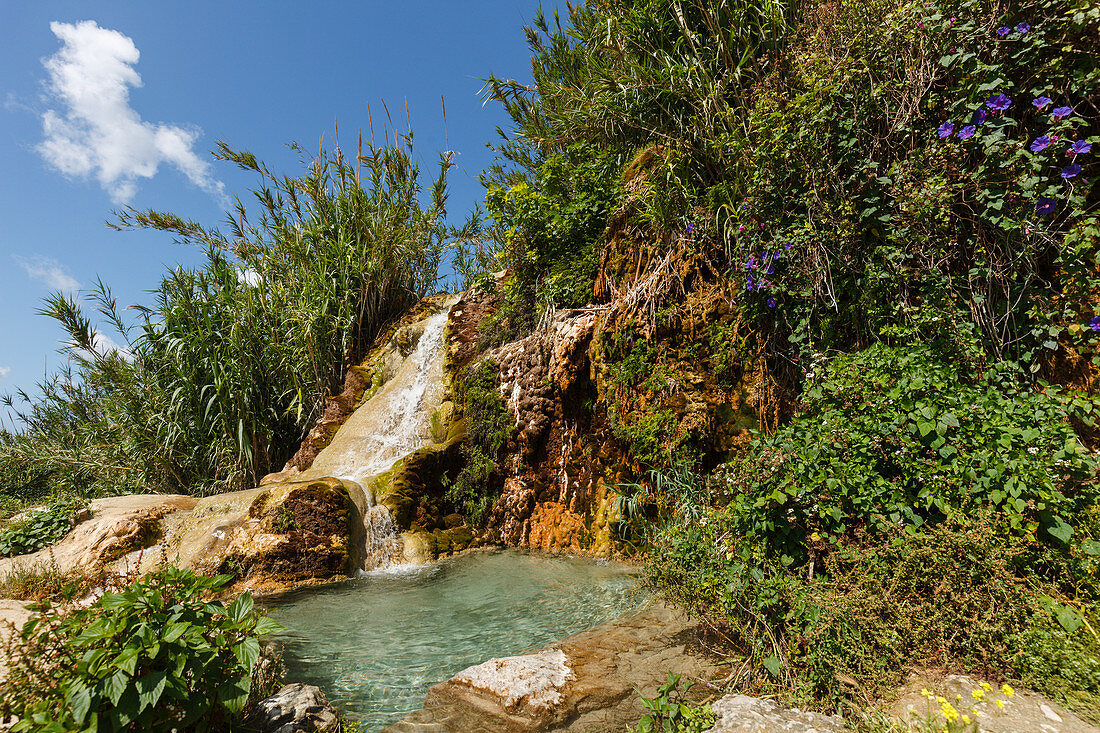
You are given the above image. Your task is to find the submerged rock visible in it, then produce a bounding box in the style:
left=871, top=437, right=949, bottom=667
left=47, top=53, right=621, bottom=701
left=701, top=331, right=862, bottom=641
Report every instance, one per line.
left=244, top=683, right=340, bottom=733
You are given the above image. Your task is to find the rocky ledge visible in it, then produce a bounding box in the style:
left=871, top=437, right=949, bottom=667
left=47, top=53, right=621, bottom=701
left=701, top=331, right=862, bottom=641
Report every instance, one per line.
left=383, top=600, right=839, bottom=733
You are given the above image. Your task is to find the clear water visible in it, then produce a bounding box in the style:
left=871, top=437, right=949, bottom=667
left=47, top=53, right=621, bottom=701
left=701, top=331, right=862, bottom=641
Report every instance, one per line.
left=268, top=549, right=646, bottom=731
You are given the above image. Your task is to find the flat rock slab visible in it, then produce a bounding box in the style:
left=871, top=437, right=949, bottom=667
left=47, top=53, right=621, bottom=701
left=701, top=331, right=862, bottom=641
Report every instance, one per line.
left=384, top=600, right=720, bottom=733
left=709, top=695, right=843, bottom=732
left=890, top=674, right=1099, bottom=733
left=0, top=599, right=33, bottom=684
left=0, top=495, right=197, bottom=578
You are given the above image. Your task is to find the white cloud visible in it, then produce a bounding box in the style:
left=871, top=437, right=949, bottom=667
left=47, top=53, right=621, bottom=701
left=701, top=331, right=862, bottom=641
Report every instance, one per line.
left=14, top=254, right=81, bottom=293
left=73, top=331, right=131, bottom=363
left=37, top=20, right=225, bottom=203
left=91, top=331, right=130, bottom=359
left=237, top=267, right=261, bottom=287
left=0, top=367, right=10, bottom=380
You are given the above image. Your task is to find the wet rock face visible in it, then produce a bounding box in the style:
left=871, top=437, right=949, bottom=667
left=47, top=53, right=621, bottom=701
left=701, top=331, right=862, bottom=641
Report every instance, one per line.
left=281, top=292, right=457, bottom=476
left=211, top=478, right=360, bottom=584
left=243, top=683, right=340, bottom=733
left=472, top=309, right=625, bottom=556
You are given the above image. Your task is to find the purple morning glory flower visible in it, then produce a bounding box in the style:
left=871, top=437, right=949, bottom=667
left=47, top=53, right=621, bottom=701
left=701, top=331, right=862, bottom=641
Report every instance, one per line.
left=938, top=122, right=955, bottom=138
left=765, top=264, right=776, bottom=275
left=766, top=298, right=777, bottom=308
left=1036, top=198, right=1058, bottom=216
left=972, top=109, right=987, bottom=125
left=1053, top=106, right=1074, bottom=120
left=1030, top=135, right=1052, bottom=152
left=686, top=222, right=694, bottom=233
left=772, top=251, right=781, bottom=260
left=958, top=125, right=977, bottom=140
left=1016, top=22, right=1030, bottom=33
left=1033, top=96, right=1052, bottom=109
left=745, top=276, right=756, bottom=292
left=784, top=242, right=792, bottom=251
left=1090, top=315, right=1100, bottom=332
left=1062, top=163, right=1082, bottom=179
left=986, top=94, right=1012, bottom=112
left=745, top=256, right=758, bottom=270
left=997, top=26, right=1011, bottom=36
left=1069, top=140, right=1093, bottom=156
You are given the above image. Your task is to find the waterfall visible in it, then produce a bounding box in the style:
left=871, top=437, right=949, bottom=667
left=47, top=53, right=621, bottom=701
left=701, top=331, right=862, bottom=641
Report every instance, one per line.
left=301, top=300, right=455, bottom=571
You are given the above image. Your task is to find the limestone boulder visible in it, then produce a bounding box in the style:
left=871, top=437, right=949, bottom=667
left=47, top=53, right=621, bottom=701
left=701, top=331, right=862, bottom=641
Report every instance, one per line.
left=708, top=695, right=843, bottom=732
left=160, top=478, right=367, bottom=586
left=0, top=494, right=197, bottom=578
left=243, top=683, right=340, bottom=733
left=888, top=674, right=1099, bottom=733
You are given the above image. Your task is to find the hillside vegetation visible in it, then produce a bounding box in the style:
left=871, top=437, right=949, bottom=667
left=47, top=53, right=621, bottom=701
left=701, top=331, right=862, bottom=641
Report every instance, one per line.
left=460, top=0, right=1100, bottom=720
left=1, top=0, right=1099, bottom=726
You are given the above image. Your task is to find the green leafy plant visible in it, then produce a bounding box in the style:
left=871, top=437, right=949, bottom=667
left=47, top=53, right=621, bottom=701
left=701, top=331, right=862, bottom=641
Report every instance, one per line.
left=0, top=567, right=282, bottom=732
left=728, top=343, right=1098, bottom=559
left=0, top=500, right=81, bottom=557
left=629, top=672, right=717, bottom=733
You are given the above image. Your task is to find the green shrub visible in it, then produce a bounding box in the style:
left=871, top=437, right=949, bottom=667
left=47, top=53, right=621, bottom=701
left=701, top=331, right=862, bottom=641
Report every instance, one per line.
left=0, top=500, right=81, bottom=557
left=726, top=343, right=1098, bottom=559
left=649, top=512, right=1100, bottom=710
left=0, top=567, right=282, bottom=731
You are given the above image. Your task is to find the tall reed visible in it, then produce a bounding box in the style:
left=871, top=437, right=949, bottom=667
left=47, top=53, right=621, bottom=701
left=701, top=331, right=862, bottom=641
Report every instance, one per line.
left=1, top=135, right=450, bottom=500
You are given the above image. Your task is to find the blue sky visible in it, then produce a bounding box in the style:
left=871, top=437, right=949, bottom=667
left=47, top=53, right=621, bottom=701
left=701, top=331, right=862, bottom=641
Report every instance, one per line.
left=0, top=2, right=558, bottom=425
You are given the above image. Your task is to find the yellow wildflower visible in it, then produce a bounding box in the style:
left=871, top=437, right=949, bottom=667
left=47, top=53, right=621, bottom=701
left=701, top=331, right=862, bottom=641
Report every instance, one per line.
left=981, top=682, right=992, bottom=691
left=1002, top=684, right=1014, bottom=697
left=963, top=715, right=971, bottom=724
left=996, top=700, right=1005, bottom=710
left=972, top=689, right=985, bottom=701
left=937, top=696, right=947, bottom=704
left=921, top=688, right=932, bottom=698
left=941, top=702, right=959, bottom=723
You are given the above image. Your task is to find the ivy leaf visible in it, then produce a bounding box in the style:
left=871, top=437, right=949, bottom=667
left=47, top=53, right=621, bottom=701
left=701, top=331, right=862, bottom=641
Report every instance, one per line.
left=1047, top=521, right=1073, bottom=544
left=217, top=676, right=252, bottom=714
left=1056, top=606, right=1083, bottom=633
left=232, top=638, right=261, bottom=672
left=65, top=682, right=92, bottom=726
left=254, top=616, right=284, bottom=636
left=103, top=669, right=129, bottom=706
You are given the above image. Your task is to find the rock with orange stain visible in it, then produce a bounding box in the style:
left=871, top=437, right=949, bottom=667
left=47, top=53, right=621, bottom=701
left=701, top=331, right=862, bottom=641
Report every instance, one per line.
left=525, top=502, right=589, bottom=553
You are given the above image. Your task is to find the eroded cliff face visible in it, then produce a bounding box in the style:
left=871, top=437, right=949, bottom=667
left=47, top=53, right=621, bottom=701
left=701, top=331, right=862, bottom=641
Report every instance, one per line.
left=441, top=242, right=778, bottom=556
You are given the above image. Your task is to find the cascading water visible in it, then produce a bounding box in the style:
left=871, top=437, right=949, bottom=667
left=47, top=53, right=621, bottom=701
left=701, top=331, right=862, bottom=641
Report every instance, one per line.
left=299, top=300, right=455, bottom=571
